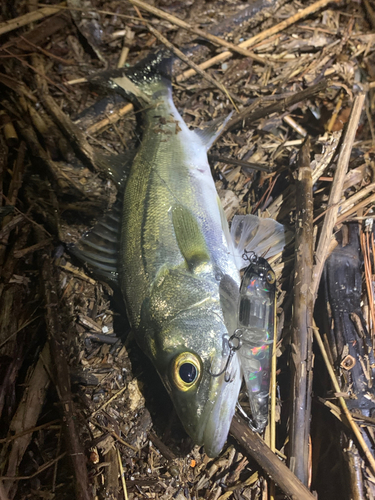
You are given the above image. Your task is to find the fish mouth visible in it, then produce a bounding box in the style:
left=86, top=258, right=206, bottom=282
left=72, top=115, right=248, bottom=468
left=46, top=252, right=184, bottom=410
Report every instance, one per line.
left=198, top=353, right=242, bottom=457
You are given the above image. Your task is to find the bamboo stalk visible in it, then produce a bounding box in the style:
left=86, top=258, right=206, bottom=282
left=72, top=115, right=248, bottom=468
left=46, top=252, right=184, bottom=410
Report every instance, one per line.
left=288, top=137, right=314, bottom=485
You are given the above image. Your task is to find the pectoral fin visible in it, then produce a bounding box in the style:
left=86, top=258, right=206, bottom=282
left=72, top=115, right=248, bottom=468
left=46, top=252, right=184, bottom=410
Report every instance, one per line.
left=219, top=274, right=239, bottom=335
left=171, top=205, right=210, bottom=271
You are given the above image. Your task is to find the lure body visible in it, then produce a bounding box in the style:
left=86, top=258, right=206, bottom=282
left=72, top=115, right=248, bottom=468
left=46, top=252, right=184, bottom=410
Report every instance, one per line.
left=238, top=255, right=276, bottom=431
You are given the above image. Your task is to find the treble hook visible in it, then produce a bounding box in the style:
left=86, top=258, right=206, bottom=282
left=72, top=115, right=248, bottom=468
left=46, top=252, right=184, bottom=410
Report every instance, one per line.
left=209, top=329, right=243, bottom=383
left=242, top=249, right=258, bottom=264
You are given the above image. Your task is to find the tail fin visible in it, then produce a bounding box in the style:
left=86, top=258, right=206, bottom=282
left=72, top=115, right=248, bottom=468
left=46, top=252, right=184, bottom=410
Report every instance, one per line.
left=230, top=215, right=291, bottom=269
left=90, top=50, right=173, bottom=108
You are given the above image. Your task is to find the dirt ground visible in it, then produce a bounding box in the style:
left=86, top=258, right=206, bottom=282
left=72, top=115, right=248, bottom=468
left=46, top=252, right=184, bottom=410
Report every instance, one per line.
left=0, top=0, right=375, bottom=499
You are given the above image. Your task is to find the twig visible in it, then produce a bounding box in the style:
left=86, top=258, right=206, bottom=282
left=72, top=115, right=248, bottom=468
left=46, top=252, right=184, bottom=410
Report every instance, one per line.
left=18, top=35, right=75, bottom=65
left=143, top=21, right=240, bottom=110
left=117, top=447, right=128, bottom=500
left=208, top=155, right=272, bottom=172
left=37, top=3, right=141, bottom=22
left=361, top=230, right=375, bottom=348
left=86, top=103, right=133, bottom=135
left=363, top=0, right=375, bottom=30
left=0, top=453, right=67, bottom=481
left=2, top=343, right=51, bottom=496
left=336, top=189, right=375, bottom=224
left=91, top=385, right=128, bottom=417
left=0, top=420, right=60, bottom=444
left=312, top=322, right=375, bottom=475
left=0, top=482, right=9, bottom=500
left=117, top=28, right=134, bottom=68
left=128, top=0, right=266, bottom=64
left=288, top=137, right=314, bottom=485
left=0, top=3, right=65, bottom=36
left=225, top=79, right=327, bottom=133
left=312, top=92, right=366, bottom=297
left=1, top=47, right=69, bottom=96
left=230, top=415, right=316, bottom=500
left=177, top=0, right=341, bottom=82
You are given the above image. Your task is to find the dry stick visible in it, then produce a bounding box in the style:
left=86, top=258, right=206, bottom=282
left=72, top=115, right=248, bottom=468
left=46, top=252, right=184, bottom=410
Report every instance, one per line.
left=312, top=322, right=375, bottom=475
left=177, top=0, right=341, bottom=82
left=269, top=297, right=278, bottom=500
left=117, top=28, right=134, bottom=68
left=208, top=155, right=272, bottom=173
left=3, top=343, right=51, bottom=496
left=144, top=22, right=240, bottom=110
left=288, top=137, right=314, bottom=486
left=128, top=0, right=266, bottom=64
left=311, top=92, right=366, bottom=298
left=0, top=3, right=65, bottom=36
left=230, top=415, right=316, bottom=500
left=336, top=189, right=375, bottom=224
left=86, top=103, right=133, bottom=135
left=225, top=79, right=327, bottom=133
left=41, top=253, right=93, bottom=500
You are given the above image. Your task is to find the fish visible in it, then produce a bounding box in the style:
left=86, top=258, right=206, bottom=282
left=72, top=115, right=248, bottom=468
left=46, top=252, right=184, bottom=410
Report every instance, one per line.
left=72, top=51, right=287, bottom=457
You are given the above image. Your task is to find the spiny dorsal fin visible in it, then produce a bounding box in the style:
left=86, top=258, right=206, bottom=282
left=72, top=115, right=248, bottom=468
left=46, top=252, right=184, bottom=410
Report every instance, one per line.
left=194, top=112, right=233, bottom=151
left=171, top=205, right=210, bottom=271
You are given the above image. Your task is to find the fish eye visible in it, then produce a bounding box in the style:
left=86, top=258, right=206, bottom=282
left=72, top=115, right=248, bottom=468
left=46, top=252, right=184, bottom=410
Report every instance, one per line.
left=266, top=270, right=276, bottom=284
left=171, top=352, right=201, bottom=391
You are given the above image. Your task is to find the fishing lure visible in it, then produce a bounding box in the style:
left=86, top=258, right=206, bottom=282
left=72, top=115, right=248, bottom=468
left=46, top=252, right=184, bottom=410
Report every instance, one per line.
left=237, top=252, right=276, bottom=431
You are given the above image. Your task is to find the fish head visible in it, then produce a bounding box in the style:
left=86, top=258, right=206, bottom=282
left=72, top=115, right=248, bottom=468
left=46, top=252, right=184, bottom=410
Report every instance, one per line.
left=149, top=307, right=242, bottom=457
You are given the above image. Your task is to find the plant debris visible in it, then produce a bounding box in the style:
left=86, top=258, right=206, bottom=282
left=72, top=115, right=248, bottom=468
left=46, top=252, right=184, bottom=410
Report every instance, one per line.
left=0, top=0, right=374, bottom=499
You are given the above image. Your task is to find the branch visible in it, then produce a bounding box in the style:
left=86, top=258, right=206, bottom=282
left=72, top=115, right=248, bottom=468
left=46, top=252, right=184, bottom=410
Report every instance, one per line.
left=230, top=415, right=316, bottom=500
left=288, top=137, right=314, bottom=485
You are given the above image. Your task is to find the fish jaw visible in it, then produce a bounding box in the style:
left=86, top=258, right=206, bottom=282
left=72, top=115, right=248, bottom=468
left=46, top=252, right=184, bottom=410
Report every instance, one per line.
left=200, top=353, right=242, bottom=457
left=149, top=307, right=242, bottom=458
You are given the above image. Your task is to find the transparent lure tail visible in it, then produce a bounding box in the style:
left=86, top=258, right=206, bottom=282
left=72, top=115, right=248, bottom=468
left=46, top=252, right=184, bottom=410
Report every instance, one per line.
left=237, top=254, right=276, bottom=431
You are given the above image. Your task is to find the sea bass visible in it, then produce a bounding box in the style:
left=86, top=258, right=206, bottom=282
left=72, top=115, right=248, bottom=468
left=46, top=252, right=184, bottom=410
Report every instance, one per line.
left=74, top=52, right=287, bottom=457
